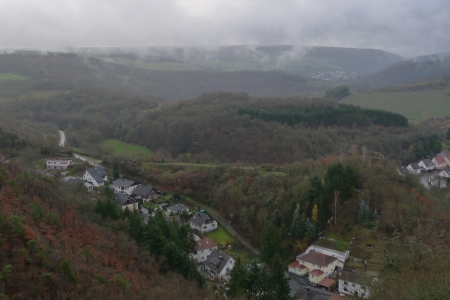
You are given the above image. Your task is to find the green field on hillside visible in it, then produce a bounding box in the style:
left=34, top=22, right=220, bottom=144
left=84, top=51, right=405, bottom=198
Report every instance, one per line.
left=341, top=89, right=450, bottom=122
left=0, top=73, right=29, bottom=81
left=101, top=138, right=153, bottom=157
left=19, top=90, right=70, bottom=100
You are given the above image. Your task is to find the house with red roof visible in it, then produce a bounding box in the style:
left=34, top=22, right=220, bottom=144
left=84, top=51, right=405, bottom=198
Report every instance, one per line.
left=191, top=238, right=217, bottom=263
left=432, top=155, right=448, bottom=170
left=289, top=250, right=339, bottom=287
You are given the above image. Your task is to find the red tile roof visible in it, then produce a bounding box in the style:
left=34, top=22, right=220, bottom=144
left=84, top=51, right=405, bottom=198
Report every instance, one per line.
left=434, top=155, right=447, bottom=165
left=289, top=261, right=307, bottom=269
left=442, top=149, right=450, bottom=157
left=319, top=278, right=335, bottom=288
left=196, top=238, right=217, bottom=251
left=309, top=269, right=324, bottom=276
left=298, top=250, right=338, bottom=267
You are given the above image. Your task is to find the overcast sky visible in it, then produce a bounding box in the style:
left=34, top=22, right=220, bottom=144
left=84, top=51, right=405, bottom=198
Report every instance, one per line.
left=1, top=0, right=449, bottom=57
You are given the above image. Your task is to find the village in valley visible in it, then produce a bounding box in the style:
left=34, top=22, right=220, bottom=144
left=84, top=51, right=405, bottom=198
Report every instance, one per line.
left=29, top=151, right=382, bottom=300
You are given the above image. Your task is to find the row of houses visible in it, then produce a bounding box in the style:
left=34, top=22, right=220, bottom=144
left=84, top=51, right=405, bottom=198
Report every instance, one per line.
left=288, top=245, right=372, bottom=298
left=406, top=149, right=450, bottom=174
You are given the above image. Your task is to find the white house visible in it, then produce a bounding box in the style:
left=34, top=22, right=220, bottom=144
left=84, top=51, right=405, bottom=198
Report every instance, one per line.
left=338, top=270, right=371, bottom=299
left=406, top=163, right=423, bottom=174
left=191, top=238, right=218, bottom=263
left=204, top=249, right=235, bottom=281
left=429, top=175, right=447, bottom=188
left=439, top=168, right=450, bottom=178
left=83, top=166, right=108, bottom=186
left=115, top=194, right=138, bottom=211
left=166, top=203, right=189, bottom=214
left=433, top=155, right=449, bottom=170
left=190, top=212, right=218, bottom=234
left=132, top=184, right=156, bottom=202
left=46, top=158, right=72, bottom=170
left=289, top=250, right=339, bottom=287
left=303, top=245, right=349, bottom=268
left=418, top=159, right=435, bottom=171
left=112, top=179, right=138, bottom=195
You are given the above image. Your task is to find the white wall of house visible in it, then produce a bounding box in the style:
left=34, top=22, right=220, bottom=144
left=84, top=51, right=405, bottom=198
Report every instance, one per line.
left=418, top=161, right=434, bottom=171
left=46, top=159, right=72, bottom=170
left=432, top=158, right=447, bottom=170
left=83, top=172, right=104, bottom=186
left=191, top=247, right=217, bottom=263
left=114, top=185, right=137, bottom=195
left=121, top=202, right=138, bottom=211
left=439, top=170, right=450, bottom=178
left=191, top=220, right=218, bottom=234
left=406, top=164, right=421, bottom=174
left=206, top=258, right=235, bottom=277
left=338, top=280, right=369, bottom=299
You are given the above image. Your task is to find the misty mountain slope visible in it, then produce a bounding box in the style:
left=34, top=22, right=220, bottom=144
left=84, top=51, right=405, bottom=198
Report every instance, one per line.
left=78, top=45, right=404, bottom=75
left=365, top=52, right=450, bottom=87
left=0, top=51, right=332, bottom=100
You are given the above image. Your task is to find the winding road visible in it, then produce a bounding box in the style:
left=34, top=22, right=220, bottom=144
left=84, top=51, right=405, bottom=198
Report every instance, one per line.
left=58, top=130, right=65, bottom=147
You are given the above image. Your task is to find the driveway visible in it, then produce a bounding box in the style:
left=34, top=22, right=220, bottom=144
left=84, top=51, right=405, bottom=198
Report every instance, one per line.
left=288, top=272, right=335, bottom=300
left=58, top=130, right=65, bottom=147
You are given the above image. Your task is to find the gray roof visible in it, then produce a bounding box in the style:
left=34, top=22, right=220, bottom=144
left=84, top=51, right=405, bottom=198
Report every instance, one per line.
left=115, top=194, right=134, bottom=207
left=113, top=178, right=137, bottom=188
left=190, top=212, right=214, bottom=226
left=67, top=178, right=87, bottom=185
left=421, top=159, right=434, bottom=167
left=133, top=184, right=154, bottom=197
left=167, top=203, right=189, bottom=212
left=409, top=163, right=421, bottom=170
left=86, top=167, right=107, bottom=184
left=205, top=249, right=233, bottom=275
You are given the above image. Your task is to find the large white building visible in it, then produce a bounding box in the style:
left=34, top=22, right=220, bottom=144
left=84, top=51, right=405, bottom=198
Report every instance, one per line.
left=46, top=158, right=72, bottom=170
left=83, top=166, right=108, bottom=187
left=204, top=249, right=235, bottom=281
left=112, top=178, right=138, bottom=195
left=190, top=212, right=218, bottom=234
left=191, top=238, right=217, bottom=263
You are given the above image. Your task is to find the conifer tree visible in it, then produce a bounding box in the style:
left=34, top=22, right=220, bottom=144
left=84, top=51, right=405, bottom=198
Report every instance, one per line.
left=227, top=257, right=248, bottom=298
left=260, top=222, right=283, bottom=266
left=290, top=204, right=304, bottom=238
left=270, top=255, right=293, bottom=300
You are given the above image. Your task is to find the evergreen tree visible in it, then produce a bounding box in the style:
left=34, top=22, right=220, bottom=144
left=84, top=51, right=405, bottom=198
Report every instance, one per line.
left=113, top=160, right=120, bottom=179
left=358, top=200, right=369, bottom=224
left=304, top=218, right=316, bottom=239
left=227, top=257, right=248, bottom=298
left=290, top=204, right=304, bottom=238
left=260, top=222, right=283, bottom=266
left=246, top=262, right=270, bottom=299
left=270, top=256, right=292, bottom=300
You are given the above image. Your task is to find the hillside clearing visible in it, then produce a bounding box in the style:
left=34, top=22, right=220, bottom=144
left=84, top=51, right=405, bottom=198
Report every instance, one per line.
left=0, top=73, right=29, bottom=81
left=341, top=89, right=450, bottom=123
left=101, top=138, right=154, bottom=157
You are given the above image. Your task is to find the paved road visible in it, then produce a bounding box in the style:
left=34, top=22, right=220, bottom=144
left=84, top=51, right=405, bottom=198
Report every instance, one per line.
left=202, top=207, right=260, bottom=255
left=58, top=130, right=65, bottom=147
left=288, top=273, right=335, bottom=300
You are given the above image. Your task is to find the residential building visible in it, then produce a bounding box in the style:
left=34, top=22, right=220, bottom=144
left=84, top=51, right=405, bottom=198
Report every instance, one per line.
left=166, top=203, right=189, bottom=214
left=190, top=212, right=218, bottom=234
left=65, top=177, right=93, bottom=191
left=204, top=249, right=235, bottom=281
left=432, top=155, right=448, bottom=170
left=112, top=178, right=138, bottom=195
left=132, top=184, right=156, bottom=202
left=439, top=168, right=450, bottom=178
left=429, top=175, right=447, bottom=188
left=289, top=250, right=339, bottom=287
left=115, top=194, right=138, bottom=211
left=406, top=163, right=423, bottom=174
left=46, top=158, right=72, bottom=170
left=191, top=238, right=218, bottom=263
left=338, top=270, right=371, bottom=298
left=418, top=159, right=435, bottom=171
left=83, top=166, right=108, bottom=186
left=303, top=245, right=349, bottom=268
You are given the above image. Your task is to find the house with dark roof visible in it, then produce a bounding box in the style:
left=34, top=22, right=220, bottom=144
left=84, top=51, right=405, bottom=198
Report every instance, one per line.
left=132, top=184, right=156, bottom=201
left=289, top=250, right=339, bottom=287
left=115, top=194, right=138, bottom=211
left=338, top=270, right=371, bottom=298
left=166, top=203, right=189, bottom=215
left=83, top=166, right=108, bottom=186
left=204, top=249, right=234, bottom=280
left=429, top=175, right=447, bottom=188
left=406, top=163, right=423, bottom=174
left=191, top=238, right=218, bottom=263
left=65, top=177, right=93, bottom=191
left=190, top=212, right=218, bottom=234
left=418, top=159, right=435, bottom=171
left=112, top=178, right=138, bottom=195
left=439, top=168, right=450, bottom=178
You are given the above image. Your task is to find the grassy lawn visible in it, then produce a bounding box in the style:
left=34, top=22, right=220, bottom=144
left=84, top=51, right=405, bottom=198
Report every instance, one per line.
left=19, top=90, right=70, bottom=100
left=0, top=73, right=29, bottom=81
left=0, top=97, right=15, bottom=103
left=142, top=202, right=158, bottom=210
left=205, top=225, right=234, bottom=247
left=101, top=138, right=153, bottom=158
left=341, top=89, right=450, bottom=123
left=314, top=237, right=350, bottom=252
left=32, top=158, right=46, bottom=169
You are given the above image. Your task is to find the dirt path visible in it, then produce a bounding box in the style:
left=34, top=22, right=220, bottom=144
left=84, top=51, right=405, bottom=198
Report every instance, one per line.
left=58, top=130, right=65, bottom=147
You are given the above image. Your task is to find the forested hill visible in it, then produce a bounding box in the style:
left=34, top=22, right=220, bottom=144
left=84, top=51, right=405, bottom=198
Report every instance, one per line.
left=0, top=51, right=331, bottom=100
left=3, top=88, right=415, bottom=164
left=362, top=52, right=450, bottom=88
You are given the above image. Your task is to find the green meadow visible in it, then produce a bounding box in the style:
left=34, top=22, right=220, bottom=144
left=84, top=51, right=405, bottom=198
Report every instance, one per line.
left=341, top=88, right=450, bottom=123
left=0, top=73, right=29, bottom=81
left=101, top=138, right=153, bottom=157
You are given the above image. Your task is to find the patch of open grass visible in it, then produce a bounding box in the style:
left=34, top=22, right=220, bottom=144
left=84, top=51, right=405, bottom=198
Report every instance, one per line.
left=19, top=90, right=70, bottom=100
left=101, top=138, right=153, bottom=158
left=0, top=73, right=29, bottom=81
left=205, top=225, right=234, bottom=247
